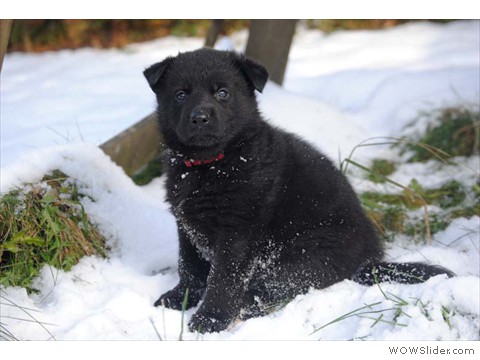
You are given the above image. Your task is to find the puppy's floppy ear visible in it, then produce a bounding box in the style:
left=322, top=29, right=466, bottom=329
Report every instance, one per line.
left=236, top=54, right=269, bottom=93
left=143, top=57, right=174, bottom=91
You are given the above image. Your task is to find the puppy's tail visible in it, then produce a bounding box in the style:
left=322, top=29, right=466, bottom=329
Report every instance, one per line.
left=351, top=261, right=455, bottom=286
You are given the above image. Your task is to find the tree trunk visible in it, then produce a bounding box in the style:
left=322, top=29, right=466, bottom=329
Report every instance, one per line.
left=204, top=20, right=224, bottom=48
left=0, top=19, right=13, bottom=73
left=245, top=20, right=297, bottom=86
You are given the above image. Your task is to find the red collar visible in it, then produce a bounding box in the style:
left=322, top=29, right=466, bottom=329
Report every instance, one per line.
left=183, top=153, right=225, bottom=167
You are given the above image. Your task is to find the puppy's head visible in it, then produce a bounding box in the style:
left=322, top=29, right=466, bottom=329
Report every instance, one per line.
left=144, top=48, right=268, bottom=159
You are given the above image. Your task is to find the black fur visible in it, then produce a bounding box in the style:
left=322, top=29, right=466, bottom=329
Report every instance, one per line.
left=352, top=262, right=454, bottom=285
left=144, top=48, right=454, bottom=333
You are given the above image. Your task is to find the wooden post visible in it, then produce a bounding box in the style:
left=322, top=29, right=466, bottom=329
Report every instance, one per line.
left=204, top=20, right=224, bottom=48
left=100, top=112, right=164, bottom=176
left=0, top=19, right=13, bottom=73
left=245, top=20, right=297, bottom=86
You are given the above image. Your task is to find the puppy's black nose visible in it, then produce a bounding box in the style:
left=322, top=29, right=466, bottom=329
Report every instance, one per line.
left=190, top=107, right=212, bottom=126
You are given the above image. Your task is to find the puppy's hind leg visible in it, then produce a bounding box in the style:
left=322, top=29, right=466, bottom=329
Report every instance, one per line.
left=248, top=226, right=379, bottom=307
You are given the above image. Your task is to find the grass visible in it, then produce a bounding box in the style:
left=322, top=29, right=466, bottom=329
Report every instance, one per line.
left=0, top=290, right=57, bottom=340
left=400, top=107, right=480, bottom=162
left=360, top=178, right=476, bottom=242
left=131, top=154, right=164, bottom=185
left=367, top=159, right=396, bottom=183
left=360, top=179, right=477, bottom=243
left=149, top=317, right=163, bottom=341
left=311, top=271, right=456, bottom=339
left=0, top=170, right=107, bottom=292
left=340, top=106, right=480, bottom=243
left=179, top=288, right=190, bottom=340
left=310, top=290, right=413, bottom=337
left=441, top=306, right=453, bottom=330
left=343, top=156, right=434, bottom=242
left=0, top=170, right=108, bottom=340
left=361, top=179, right=467, bottom=211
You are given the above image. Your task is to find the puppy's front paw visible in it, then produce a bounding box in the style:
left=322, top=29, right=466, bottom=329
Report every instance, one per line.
left=188, top=312, right=231, bottom=333
left=154, top=286, right=203, bottom=310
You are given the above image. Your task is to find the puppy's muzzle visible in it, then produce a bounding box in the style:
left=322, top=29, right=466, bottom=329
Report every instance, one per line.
left=190, top=106, right=213, bottom=127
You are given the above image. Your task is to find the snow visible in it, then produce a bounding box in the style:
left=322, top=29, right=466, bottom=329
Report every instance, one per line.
left=285, top=21, right=480, bottom=137
left=1, top=21, right=479, bottom=340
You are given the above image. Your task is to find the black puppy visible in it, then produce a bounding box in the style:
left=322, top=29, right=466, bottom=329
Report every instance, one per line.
left=143, top=48, right=453, bottom=333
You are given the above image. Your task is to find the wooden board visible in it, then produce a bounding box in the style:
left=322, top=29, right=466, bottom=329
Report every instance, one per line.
left=100, top=112, right=165, bottom=176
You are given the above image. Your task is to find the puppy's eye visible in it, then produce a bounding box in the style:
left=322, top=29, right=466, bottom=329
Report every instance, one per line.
left=216, top=88, right=230, bottom=100
left=175, top=90, right=187, bottom=102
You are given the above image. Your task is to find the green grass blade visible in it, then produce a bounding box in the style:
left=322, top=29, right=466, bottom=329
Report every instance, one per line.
left=179, top=288, right=189, bottom=341
left=309, top=301, right=382, bottom=335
